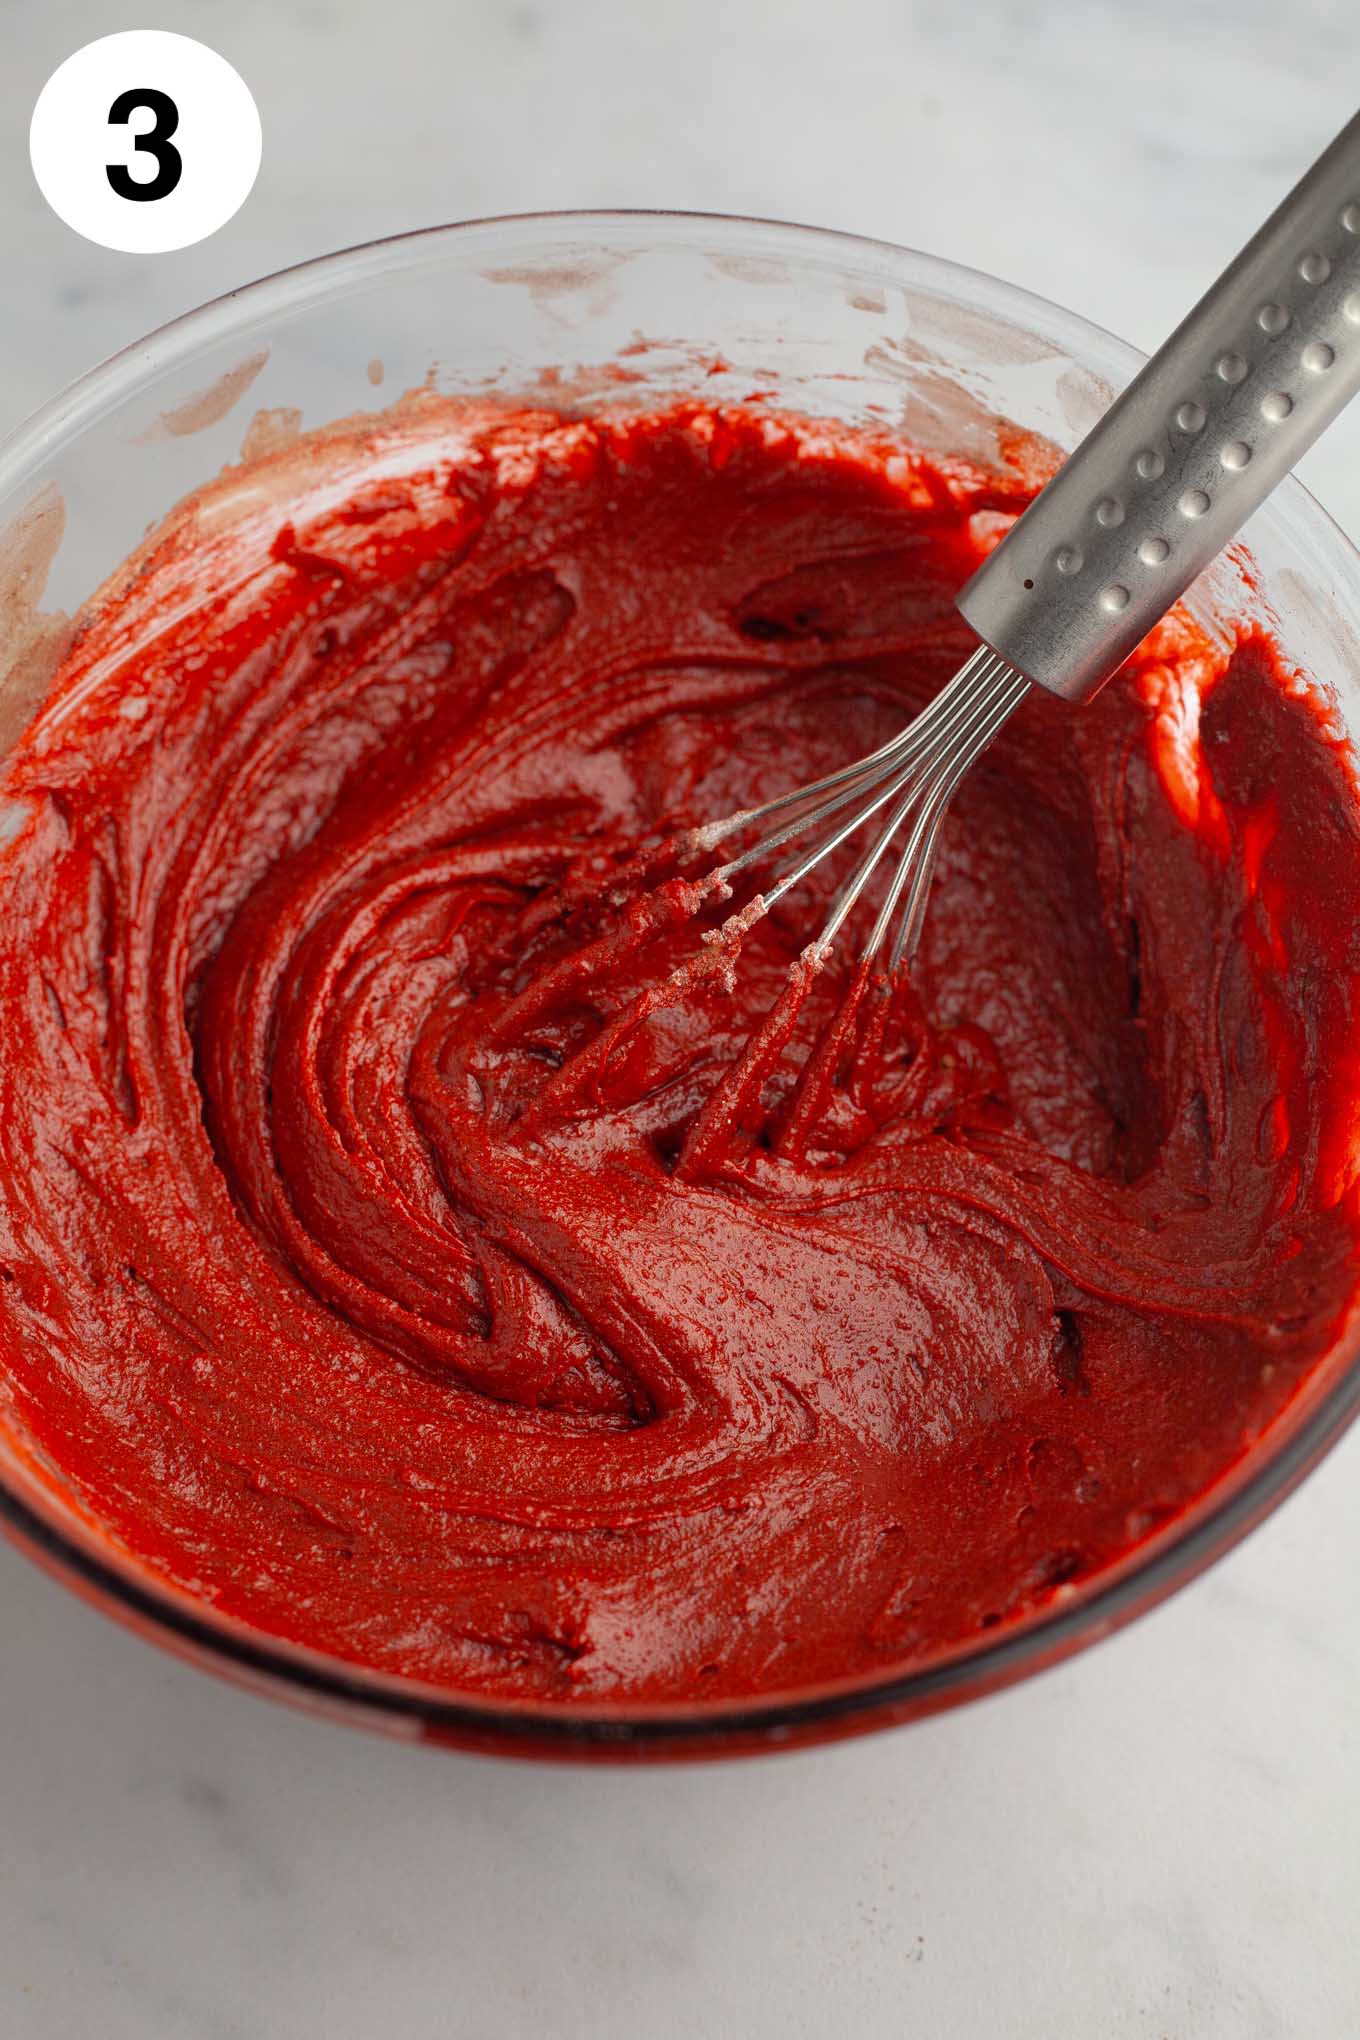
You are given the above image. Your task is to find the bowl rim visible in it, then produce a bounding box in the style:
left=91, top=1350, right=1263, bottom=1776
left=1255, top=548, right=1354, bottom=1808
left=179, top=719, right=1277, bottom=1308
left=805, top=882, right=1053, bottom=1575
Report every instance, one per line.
left=0, top=205, right=1124, bottom=479
left=1, top=205, right=1358, bottom=1754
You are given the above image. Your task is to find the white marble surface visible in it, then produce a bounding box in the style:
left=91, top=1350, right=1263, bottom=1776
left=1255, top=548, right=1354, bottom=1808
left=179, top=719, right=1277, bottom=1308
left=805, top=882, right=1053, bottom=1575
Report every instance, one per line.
left=1, top=2, right=1359, bottom=2034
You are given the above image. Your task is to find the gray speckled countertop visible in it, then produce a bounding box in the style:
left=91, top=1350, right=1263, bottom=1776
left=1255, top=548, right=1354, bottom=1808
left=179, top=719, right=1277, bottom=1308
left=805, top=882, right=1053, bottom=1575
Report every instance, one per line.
left=1, top=4, right=1358, bottom=2034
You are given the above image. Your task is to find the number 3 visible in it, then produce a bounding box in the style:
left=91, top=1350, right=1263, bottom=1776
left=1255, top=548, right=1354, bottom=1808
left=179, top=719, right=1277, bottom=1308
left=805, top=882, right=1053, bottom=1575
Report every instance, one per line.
left=106, top=87, right=182, bottom=202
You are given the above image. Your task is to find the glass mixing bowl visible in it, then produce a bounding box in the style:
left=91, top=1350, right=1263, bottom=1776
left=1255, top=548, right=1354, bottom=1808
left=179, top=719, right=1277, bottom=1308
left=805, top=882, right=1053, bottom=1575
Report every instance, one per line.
left=0, top=213, right=1357, bottom=1760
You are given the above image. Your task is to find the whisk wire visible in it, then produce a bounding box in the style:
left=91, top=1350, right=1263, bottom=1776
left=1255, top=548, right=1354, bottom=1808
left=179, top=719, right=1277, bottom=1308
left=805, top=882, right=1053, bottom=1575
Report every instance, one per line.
left=699, top=643, right=1029, bottom=974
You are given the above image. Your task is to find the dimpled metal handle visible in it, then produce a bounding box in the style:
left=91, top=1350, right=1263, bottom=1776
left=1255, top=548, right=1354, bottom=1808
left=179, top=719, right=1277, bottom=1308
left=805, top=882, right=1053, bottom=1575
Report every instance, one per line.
left=958, top=111, right=1360, bottom=703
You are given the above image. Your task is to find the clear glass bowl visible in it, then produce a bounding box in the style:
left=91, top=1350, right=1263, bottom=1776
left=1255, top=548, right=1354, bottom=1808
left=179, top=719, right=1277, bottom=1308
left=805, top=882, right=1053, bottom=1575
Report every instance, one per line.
left=0, top=212, right=1357, bottom=1760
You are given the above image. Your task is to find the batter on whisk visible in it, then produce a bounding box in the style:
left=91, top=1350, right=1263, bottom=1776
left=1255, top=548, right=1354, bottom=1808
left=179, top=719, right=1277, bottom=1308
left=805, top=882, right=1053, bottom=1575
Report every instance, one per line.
left=0, top=395, right=1355, bottom=1702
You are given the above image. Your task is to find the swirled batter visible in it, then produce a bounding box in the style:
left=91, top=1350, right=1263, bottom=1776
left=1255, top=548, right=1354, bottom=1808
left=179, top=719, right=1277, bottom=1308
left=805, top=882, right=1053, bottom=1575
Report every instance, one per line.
left=0, top=396, right=1357, bottom=1704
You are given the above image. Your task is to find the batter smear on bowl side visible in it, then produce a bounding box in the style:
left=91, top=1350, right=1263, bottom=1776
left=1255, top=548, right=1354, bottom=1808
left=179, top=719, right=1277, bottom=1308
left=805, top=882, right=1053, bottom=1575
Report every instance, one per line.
left=0, top=397, right=1356, bottom=1703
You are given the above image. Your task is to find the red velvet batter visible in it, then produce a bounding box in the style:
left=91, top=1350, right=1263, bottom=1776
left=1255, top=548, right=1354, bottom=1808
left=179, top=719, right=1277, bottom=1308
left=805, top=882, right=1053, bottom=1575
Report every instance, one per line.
left=0, top=396, right=1357, bottom=1704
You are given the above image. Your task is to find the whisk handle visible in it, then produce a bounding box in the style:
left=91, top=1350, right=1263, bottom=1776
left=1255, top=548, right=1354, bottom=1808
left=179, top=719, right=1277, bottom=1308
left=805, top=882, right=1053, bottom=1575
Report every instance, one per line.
left=957, top=110, right=1360, bottom=704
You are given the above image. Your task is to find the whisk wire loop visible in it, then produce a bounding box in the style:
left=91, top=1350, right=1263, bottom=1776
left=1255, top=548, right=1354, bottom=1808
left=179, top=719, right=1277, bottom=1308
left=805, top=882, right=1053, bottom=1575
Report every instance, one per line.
left=701, top=643, right=1028, bottom=973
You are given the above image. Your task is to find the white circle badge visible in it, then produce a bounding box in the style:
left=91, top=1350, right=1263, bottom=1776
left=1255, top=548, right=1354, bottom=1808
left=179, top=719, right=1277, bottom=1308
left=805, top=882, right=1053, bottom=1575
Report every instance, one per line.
left=30, top=32, right=261, bottom=254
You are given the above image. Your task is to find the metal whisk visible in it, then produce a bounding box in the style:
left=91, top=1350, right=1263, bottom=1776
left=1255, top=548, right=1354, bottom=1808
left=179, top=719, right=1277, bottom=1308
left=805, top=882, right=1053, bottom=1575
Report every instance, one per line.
left=692, top=647, right=1027, bottom=975
left=689, top=110, right=1360, bottom=975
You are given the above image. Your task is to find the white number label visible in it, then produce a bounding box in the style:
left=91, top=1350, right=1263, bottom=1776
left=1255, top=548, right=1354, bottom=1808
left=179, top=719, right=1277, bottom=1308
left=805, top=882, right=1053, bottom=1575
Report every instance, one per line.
left=30, top=32, right=261, bottom=254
